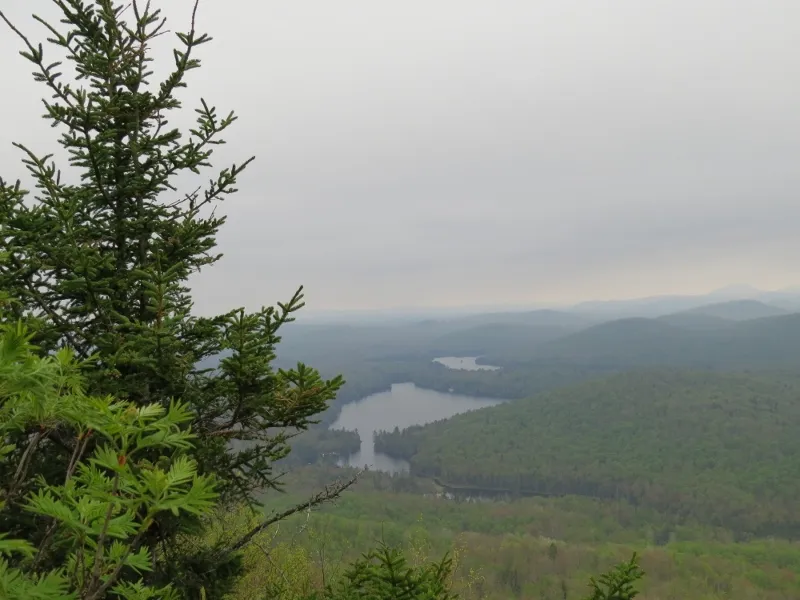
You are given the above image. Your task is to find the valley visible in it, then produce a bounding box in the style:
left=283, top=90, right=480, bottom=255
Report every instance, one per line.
left=264, top=293, right=800, bottom=598
left=5, top=6, right=795, bottom=598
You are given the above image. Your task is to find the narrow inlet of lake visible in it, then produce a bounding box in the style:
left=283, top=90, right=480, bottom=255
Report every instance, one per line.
left=330, top=382, right=505, bottom=473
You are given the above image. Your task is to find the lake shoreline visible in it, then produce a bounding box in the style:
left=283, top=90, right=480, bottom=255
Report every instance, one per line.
left=329, top=374, right=509, bottom=473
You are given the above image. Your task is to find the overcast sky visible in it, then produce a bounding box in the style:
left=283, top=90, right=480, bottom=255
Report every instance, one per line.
left=2, top=1, right=800, bottom=313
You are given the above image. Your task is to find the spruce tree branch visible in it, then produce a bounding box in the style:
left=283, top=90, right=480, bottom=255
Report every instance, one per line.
left=132, top=1, right=169, bottom=44
left=7, top=143, right=116, bottom=352
left=0, top=10, right=28, bottom=46
left=155, top=0, right=202, bottom=105
left=204, top=428, right=240, bottom=438
left=161, top=153, right=254, bottom=222
left=0, top=9, right=77, bottom=110
left=7, top=253, right=83, bottom=353
left=165, top=187, right=201, bottom=210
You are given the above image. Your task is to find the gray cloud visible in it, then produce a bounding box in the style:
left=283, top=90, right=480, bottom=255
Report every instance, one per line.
left=2, top=0, right=800, bottom=313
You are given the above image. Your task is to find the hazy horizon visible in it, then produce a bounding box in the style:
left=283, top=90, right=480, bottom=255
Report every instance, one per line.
left=297, top=282, right=800, bottom=319
left=3, top=1, right=800, bottom=314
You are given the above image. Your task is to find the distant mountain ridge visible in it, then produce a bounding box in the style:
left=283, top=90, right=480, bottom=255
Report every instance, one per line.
left=277, top=295, right=800, bottom=372
left=678, top=299, right=788, bottom=321
left=299, top=284, right=800, bottom=325
left=486, top=312, right=800, bottom=369
left=567, top=285, right=800, bottom=319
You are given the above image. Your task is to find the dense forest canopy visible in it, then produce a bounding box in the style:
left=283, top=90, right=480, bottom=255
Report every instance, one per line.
left=375, top=369, right=800, bottom=537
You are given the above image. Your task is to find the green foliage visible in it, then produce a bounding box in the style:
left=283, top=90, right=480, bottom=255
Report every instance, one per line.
left=0, top=320, right=216, bottom=599
left=172, top=503, right=461, bottom=600
left=176, top=505, right=318, bottom=600
left=252, top=468, right=800, bottom=599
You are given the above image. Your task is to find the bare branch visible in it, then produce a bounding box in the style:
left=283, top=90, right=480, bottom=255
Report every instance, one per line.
left=224, top=470, right=362, bottom=554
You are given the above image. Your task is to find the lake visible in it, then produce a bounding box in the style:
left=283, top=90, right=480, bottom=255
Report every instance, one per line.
left=330, top=382, right=505, bottom=473
left=433, top=356, right=501, bottom=371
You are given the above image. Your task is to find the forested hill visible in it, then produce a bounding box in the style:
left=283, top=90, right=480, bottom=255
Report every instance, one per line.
left=487, top=312, right=800, bottom=368
left=374, top=369, right=800, bottom=537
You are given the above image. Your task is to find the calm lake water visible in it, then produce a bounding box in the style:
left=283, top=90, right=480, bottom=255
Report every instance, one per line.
left=433, top=356, right=501, bottom=371
left=330, top=382, right=504, bottom=473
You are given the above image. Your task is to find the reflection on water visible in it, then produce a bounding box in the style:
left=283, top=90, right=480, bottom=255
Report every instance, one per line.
left=433, top=356, right=501, bottom=371
left=330, top=382, right=504, bottom=473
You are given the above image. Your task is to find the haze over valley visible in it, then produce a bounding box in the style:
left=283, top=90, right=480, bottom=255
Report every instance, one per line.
left=254, top=282, right=800, bottom=597
left=3, top=0, right=800, bottom=597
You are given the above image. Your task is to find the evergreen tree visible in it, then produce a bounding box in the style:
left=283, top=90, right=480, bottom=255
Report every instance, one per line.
left=0, top=0, right=355, bottom=593
left=307, top=543, right=457, bottom=600
left=584, top=554, right=644, bottom=600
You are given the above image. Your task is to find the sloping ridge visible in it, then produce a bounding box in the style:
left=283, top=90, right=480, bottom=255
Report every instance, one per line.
left=524, top=313, right=800, bottom=369
left=680, top=299, right=788, bottom=321
left=530, top=318, right=702, bottom=366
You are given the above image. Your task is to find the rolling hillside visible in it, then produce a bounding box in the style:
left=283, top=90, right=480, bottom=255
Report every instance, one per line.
left=374, top=369, right=800, bottom=536
left=486, top=313, right=800, bottom=369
